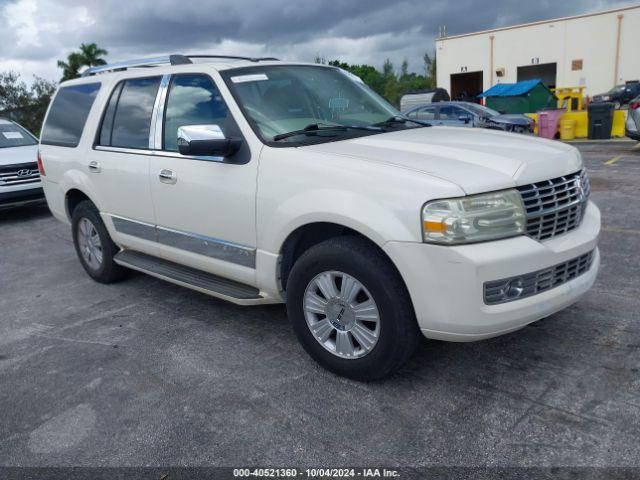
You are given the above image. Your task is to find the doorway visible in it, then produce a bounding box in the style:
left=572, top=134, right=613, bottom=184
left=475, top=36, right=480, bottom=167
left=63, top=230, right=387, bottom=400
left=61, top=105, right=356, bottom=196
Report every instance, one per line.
left=450, top=71, right=483, bottom=103
left=517, top=63, right=557, bottom=89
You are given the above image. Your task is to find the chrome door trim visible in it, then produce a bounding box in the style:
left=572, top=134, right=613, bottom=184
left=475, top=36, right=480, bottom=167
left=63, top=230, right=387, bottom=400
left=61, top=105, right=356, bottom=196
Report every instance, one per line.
left=108, top=214, right=256, bottom=268
left=156, top=226, right=255, bottom=268
left=110, top=215, right=157, bottom=242
left=94, top=145, right=225, bottom=163
left=149, top=74, right=171, bottom=149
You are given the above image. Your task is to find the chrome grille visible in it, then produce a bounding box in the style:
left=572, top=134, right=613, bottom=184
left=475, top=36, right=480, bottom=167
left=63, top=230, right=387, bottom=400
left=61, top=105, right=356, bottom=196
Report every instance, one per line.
left=0, top=162, right=40, bottom=187
left=484, top=250, right=595, bottom=305
left=517, top=169, right=590, bottom=241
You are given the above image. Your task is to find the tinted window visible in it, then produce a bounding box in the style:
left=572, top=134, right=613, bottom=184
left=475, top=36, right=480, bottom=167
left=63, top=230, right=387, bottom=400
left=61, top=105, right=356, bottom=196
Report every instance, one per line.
left=41, top=83, right=100, bottom=147
left=440, top=105, right=466, bottom=120
left=413, top=106, right=436, bottom=120
left=109, top=76, right=161, bottom=149
left=0, top=120, right=38, bottom=148
left=98, top=82, right=123, bottom=146
left=163, top=74, right=230, bottom=152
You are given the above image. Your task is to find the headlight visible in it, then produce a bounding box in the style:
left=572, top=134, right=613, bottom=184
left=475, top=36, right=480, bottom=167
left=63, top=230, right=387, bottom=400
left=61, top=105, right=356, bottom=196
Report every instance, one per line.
left=422, top=189, right=526, bottom=244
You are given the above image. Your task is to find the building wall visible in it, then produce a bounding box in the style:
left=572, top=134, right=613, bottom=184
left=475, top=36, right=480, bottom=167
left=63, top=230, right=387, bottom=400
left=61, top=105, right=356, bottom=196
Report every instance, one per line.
left=436, top=6, right=640, bottom=97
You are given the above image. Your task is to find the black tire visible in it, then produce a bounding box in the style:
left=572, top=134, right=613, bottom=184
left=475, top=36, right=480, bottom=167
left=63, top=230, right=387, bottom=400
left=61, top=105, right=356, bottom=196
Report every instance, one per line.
left=286, top=236, right=420, bottom=381
left=71, top=200, right=127, bottom=283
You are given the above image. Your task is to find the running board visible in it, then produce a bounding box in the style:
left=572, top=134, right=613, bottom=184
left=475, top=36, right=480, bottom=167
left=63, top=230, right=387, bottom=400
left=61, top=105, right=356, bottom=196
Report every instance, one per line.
left=114, top=250, right=263, bottom=303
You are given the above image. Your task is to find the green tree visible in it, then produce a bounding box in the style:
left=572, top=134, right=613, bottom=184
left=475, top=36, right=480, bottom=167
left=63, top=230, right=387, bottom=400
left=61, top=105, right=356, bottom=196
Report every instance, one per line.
left=57, top=43, right=108, bottom=81
left=79, top=43, right=108, bottom=67
left=321, top=53, right=438, bottom=108
left=0, top=71, right=57, bottom=135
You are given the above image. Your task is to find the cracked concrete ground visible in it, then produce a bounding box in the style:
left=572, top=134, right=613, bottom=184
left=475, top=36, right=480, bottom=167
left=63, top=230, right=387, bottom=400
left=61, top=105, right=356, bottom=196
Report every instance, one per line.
left=0, top=142, right=639, bottom=467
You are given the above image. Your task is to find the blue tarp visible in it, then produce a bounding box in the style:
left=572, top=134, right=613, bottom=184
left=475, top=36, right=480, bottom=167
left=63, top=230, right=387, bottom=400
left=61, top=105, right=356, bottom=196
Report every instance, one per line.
left=478, top=79, right=542, bottom=98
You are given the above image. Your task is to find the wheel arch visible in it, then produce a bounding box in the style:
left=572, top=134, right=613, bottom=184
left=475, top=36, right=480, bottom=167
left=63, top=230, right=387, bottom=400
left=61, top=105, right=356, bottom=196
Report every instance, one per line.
left=278, top=221, right=407, bottom=295
left=64, top=187, right=98, bottom=221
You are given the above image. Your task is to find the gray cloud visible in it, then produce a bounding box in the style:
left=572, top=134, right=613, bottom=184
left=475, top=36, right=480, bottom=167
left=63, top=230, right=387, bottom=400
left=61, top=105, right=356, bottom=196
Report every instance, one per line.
left=0, top=0, right=635, bottom=82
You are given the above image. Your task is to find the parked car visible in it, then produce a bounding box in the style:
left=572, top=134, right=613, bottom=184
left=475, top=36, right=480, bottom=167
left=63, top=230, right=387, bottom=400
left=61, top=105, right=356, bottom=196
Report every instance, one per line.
left=399, top=88, right=450, bottom=112
left=591, top=81, right=640, bottom=108
left=39, top=55, right=600, bottom=380
left=626, top=96, right=640, bottom=141
left=404, top=101, right=534, bottom=134
left=0, top=118, right=44, bottom=210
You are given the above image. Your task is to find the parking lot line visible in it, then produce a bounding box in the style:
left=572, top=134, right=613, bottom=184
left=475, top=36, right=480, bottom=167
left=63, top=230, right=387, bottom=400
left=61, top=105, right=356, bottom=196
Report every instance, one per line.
left=604, top=155, right=623, bottom=166
left=602, top=226, right=640, bottom=235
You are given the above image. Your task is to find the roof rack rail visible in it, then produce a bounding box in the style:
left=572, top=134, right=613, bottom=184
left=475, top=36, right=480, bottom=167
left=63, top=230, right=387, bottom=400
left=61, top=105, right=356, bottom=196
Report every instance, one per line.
left=81, top=54, right=280, bottom=76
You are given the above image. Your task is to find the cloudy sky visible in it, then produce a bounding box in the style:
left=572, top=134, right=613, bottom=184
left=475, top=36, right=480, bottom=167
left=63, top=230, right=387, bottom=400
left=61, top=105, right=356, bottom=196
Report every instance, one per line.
left=0, top=0, right=636, bottom=83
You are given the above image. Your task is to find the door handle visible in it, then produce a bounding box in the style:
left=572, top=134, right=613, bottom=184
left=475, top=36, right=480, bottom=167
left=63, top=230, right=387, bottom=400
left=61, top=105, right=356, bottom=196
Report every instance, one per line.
left=158, top=169, right=177, bottom=184
left=88, top=161, right=101, bottom=173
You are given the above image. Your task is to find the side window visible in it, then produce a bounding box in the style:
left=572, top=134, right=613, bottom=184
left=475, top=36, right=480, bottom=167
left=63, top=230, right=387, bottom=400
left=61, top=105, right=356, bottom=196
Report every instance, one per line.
left=440, top=106, right=465, bottom=120
left=415, top=106, right=436, bottom=120
left=99, top=76, right=161, bottom=149
left=98, top=82, right=123, bottom=146
left=163, top=74, right=231, bottom=152
left=41, top=83, right=101, bottom=147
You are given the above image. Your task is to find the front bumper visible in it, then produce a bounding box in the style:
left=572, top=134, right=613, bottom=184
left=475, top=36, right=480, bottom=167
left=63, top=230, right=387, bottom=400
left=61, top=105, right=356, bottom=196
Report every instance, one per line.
left=384, top=201, right=600, bottom=341
left=0, top=185, right=45, bottom=209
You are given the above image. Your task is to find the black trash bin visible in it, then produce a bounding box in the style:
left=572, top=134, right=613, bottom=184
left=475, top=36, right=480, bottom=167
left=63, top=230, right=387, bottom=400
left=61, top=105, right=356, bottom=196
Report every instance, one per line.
left=587, top=102, right=615, bottom=139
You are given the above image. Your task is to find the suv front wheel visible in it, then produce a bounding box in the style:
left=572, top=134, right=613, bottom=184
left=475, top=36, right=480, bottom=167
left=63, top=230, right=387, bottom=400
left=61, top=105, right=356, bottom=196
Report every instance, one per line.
left=286, top=236, right=420, bottom=381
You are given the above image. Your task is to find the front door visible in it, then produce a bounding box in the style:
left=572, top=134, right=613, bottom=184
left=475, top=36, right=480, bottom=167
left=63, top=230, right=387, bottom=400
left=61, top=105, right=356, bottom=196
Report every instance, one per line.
left=149, top=73, right=258, bottom=286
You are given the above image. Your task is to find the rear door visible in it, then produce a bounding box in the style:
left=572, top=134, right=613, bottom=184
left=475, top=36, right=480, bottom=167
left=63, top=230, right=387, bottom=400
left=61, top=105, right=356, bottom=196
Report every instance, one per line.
left=92, top=76, right=162, bottom=253
left=406, top=105, right=437, bottom=122
left=437, top=105, right=470, bottom=127
left=148, top=72, right=258, bottom=286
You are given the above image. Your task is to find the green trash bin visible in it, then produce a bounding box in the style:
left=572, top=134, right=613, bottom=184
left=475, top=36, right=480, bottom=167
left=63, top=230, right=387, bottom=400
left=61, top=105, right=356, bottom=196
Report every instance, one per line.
left=588, top=102, right=615, bottom=139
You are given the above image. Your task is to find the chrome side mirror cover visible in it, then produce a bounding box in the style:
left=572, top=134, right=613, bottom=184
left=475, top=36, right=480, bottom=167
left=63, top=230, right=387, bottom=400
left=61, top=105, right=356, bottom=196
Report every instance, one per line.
left=177, top=124, right=242, bottom=157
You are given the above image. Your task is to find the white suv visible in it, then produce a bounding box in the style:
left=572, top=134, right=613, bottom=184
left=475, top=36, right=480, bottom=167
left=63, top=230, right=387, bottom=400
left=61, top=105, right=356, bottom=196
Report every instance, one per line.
left=39, top=55, right=600, bottom=380
left=1, top=118, right=43, bottom=209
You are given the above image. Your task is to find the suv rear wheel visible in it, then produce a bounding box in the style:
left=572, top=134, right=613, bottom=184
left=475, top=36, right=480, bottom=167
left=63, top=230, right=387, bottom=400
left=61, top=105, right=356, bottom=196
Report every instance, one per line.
left=286, top=236, right=420, bottom=381
left=71, top=200, right=127, bottom=283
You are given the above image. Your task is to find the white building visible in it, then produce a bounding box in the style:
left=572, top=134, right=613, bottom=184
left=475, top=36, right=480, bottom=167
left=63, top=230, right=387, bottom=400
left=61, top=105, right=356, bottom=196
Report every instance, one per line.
left=436, top=5, right=640, bottom=100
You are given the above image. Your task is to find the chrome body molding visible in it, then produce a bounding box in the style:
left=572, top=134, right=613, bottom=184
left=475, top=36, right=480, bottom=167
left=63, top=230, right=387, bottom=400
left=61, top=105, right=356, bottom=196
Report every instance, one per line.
left=111, top=215, right=157, bottom=242
left=156, top=225, right=255, bottom=267
left=93, top=145, right=225, bottom=163
left=108, top=214, right=256, bottom=268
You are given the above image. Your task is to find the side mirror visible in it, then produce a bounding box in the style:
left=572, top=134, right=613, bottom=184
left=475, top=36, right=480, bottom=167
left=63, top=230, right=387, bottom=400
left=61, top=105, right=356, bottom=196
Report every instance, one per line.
left=177, top=125, right=242, bottom=157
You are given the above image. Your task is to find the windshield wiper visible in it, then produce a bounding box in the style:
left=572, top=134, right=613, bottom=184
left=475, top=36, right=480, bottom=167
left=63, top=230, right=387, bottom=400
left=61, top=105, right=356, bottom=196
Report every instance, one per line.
left=272, top=123, right=382, bottom=142
left=373, top=115, right=431, bottom=128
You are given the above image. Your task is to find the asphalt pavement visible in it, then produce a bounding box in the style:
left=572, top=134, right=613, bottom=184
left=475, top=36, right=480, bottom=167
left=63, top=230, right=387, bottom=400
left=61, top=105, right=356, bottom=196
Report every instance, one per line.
left=0, top=141, right=639, bottom=468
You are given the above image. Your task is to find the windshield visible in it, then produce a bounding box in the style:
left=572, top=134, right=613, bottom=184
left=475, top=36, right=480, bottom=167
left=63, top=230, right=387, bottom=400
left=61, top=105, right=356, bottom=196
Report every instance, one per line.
left=608, top=85, right=626, bottom=95
left=0, top=121, right=38, bottom=148
left=464, top=103, right=500, bottom=117
left=222, top=65, right=403, bottom=143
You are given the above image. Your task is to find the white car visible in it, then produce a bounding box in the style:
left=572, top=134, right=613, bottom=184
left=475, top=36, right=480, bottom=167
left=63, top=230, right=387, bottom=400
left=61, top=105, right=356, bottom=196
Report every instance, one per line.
left=39, top=55, right=600, bottom=380
left=0, top=118, right=43, bottom=209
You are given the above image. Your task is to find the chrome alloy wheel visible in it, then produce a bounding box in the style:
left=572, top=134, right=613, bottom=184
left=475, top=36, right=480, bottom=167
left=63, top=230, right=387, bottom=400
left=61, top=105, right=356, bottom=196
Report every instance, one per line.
left=303, top=271, right=380, bottom=359
left=77, top=217, right=103, bottom=271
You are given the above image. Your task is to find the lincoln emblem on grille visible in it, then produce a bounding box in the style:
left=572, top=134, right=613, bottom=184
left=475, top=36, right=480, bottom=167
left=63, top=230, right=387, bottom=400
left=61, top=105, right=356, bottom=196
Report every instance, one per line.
left=17, top=169, right=32, bottom=177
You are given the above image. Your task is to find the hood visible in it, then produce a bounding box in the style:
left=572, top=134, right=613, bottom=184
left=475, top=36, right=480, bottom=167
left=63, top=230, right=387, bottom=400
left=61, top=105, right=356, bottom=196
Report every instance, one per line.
left=303, top=127, right=582, bottom=195
left=0, top=144, right=38, bottom=167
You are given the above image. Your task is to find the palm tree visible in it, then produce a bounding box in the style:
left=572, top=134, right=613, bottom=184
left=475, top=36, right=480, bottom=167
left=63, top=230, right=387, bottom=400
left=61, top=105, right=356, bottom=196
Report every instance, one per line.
left=57, top=52, right=84, bottom=82
left=57, top=43, right=108, bottom=81
left=79, top=43, right=108, bottom=67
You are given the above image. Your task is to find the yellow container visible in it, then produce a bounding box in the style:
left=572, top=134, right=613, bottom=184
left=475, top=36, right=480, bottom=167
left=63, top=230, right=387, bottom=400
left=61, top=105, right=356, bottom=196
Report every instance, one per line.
left=559, top=118, right=577, bottom=140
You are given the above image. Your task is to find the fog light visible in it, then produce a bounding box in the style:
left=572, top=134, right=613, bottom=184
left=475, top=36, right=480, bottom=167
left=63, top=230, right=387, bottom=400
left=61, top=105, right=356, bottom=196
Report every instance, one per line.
left=503, top=278, right=524, bottom=299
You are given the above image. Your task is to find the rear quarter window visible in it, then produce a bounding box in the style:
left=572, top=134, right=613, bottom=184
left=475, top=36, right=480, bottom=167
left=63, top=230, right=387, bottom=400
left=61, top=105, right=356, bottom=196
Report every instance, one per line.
left=41, top=83, right=101, bottom=147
